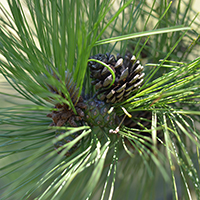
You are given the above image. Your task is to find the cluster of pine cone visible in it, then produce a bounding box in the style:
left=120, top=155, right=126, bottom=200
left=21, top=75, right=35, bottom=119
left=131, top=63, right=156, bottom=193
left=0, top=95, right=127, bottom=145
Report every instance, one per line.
left=47, top=52, right=153, bottom=156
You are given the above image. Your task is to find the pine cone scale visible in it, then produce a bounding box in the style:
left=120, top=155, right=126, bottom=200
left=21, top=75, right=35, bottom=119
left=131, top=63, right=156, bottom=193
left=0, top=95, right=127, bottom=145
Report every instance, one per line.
left=106, top=89, right=115, bottom=99
left=102, top=74, right=113, bottom=87
left=114, top=58, right=123, bottom=68
left=116, top=83, right=126, bottom=93
left=118, top=67, right=129, bottom=81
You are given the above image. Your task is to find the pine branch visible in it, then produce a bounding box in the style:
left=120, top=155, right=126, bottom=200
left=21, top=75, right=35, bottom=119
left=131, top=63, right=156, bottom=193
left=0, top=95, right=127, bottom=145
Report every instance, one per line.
left=0, top=0, right=200, bottom=199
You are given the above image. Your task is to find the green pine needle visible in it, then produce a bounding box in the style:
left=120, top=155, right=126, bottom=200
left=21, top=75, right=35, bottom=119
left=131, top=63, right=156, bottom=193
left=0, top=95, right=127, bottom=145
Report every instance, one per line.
left=0, top=0, right=200, bottom=199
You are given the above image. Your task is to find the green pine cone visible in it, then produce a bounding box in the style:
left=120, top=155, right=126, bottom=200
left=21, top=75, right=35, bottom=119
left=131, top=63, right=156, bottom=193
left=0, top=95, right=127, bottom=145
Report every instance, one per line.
left=83, top=98, right=119, bottom=128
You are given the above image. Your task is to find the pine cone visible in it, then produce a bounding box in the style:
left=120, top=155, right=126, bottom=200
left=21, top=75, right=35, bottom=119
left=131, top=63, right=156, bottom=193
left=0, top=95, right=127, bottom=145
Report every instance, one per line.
left=84, top=98, right=120, bottom=128
left=88, top=52, right=145, bottom=104
left=47, top=71, right=87, bottom=156
left=47, top=71, right=87, bottom=127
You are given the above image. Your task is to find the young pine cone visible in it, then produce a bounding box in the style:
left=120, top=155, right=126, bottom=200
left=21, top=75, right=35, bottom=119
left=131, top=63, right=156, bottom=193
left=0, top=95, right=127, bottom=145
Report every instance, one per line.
left=47, top=70, right=87, bottom=127
left=88, top=52, right=145, bottom=104
left=84, top=98, right=120, bottom=128
left=46, top=71, right=87, bottom=156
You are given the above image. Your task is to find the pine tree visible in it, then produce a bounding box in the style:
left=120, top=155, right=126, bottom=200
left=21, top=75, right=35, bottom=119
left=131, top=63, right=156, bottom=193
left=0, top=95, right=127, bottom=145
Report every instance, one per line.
left=0, top=0, right=200, bottom=199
